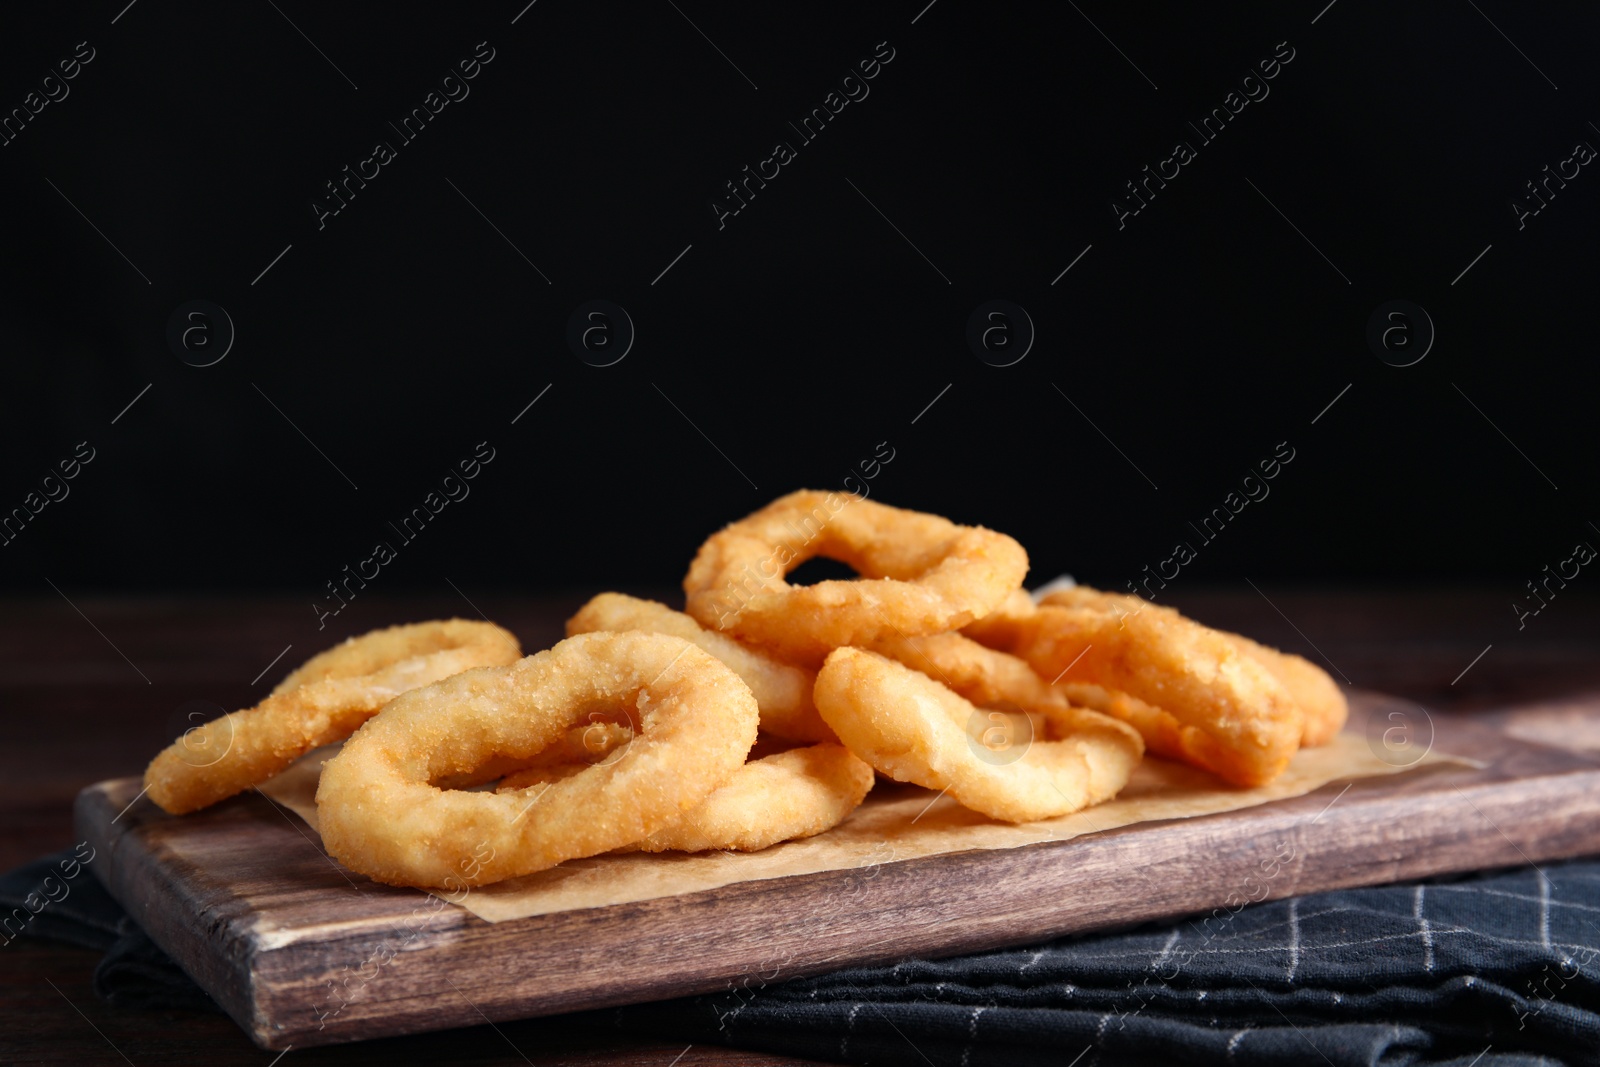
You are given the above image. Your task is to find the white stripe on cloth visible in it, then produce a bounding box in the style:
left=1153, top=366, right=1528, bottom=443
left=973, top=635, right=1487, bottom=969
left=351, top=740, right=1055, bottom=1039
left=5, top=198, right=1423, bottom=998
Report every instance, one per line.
left=838, top=1003, right=862, bottom=1060
left=1539, top=869, right=1553, bottom=950
left=1287, top=899, right=1300, bottom=983
left=1415, top=886, right=1434, bottom=973
left=1154, top=928, right=1181, bottom=972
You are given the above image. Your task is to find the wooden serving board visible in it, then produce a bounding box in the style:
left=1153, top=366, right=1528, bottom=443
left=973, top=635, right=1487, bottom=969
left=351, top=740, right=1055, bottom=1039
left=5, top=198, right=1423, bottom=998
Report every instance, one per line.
left=78, top=691, right=1600, bottom=1051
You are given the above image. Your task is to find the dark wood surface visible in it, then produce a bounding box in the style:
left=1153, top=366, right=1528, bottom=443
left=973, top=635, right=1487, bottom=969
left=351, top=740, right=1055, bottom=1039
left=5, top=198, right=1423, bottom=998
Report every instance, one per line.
left=5, top=588, right=1600, bottom=1064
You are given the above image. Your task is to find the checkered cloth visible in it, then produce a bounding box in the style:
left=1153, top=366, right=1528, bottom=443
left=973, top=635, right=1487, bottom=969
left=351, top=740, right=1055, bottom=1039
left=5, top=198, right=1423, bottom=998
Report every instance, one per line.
left=6, top=852, right=1599, bottom=1064
left=610, top=858, right=1600, bottom=1067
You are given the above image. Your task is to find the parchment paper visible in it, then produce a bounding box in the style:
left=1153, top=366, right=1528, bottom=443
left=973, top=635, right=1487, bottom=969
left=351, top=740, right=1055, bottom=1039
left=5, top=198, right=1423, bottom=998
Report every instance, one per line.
left=258, top=735, right=1468, bottom=923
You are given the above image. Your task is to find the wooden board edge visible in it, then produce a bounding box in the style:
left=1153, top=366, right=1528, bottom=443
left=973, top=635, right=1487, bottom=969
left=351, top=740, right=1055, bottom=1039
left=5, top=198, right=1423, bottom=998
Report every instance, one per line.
left=75, top=782, right=269, bottom=1040
left=245, top=760, right=1600, bottom=1049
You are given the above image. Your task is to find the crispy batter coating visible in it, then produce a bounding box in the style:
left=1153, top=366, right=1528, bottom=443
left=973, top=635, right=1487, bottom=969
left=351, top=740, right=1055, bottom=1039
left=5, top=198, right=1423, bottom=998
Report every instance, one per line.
left=495, top=718, right=867, bottom=853
left=1217, top=632, right=1347, bottom=747
left=1053, top=681, right=1191, bottom=762
left=869, top=630, right=1157, bottom=774
left=315, top=632, right=758, bottom=888
left=866, top=631, right=1064, bottom=717
left=144, top=619, right=521, bottom=814
left=267, top=619, right=519, bottom=695
left=484, top=720, right=637, bottom=790
left=573, top=743, right=874, bottom=853
left=977, top=590, right=1303, bottom=786
left=566, top=592, right=834, bottom=742
left=683, top=490, right=1028, bottom=664
left=813, top=648, right=1143, bottom=823
left=1036, top=587, right=1347, bottom=748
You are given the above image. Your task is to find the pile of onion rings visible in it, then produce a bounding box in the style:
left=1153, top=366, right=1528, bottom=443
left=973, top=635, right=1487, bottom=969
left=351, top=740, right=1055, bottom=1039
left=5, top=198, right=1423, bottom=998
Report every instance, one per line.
left=142, top=490, right=1346, bottom=888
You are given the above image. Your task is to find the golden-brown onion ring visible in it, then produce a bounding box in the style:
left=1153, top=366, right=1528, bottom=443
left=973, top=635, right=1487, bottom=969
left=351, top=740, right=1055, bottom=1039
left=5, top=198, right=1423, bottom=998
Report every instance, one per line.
left=1218, top=632, right=1347, bottom=747
left=566, top=592, right=833, bottom=742
left=1036, top=587, right=1347, bottom=748
left=813, top=648, right=1142, bottom=823
left=315, top=632, right=758, bottom=888
left=501, top=742, right=874, bottom=854
left=145, top=619, right=521, bottom=814
left=979, top=591, right=1301, bottom=786
left=469, top=719, right=636, bottom=790
left=866, top=631, right=1061, bottom=717
left=959, top=587, right=1037, bottom=649
left=683, top=490, right=1028, bottom=663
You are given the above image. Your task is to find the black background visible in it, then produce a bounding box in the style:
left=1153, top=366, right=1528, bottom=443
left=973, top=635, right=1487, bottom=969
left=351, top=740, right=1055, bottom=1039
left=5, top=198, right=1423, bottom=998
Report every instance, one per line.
left=1, top=0, right=1595, bottom=602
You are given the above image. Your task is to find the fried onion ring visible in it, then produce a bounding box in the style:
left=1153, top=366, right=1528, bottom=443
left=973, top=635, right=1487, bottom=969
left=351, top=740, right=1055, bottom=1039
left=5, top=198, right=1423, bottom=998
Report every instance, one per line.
left=866, top=631, right=1065, bottom=719
left=683, top=490, right=1028, bottom=663
left=868, top=630, right=1154, bottom=772
left=1052, top=681, right=1190, bottom=762
left=144, top=619, right=521, bottom=814
left=977, top=590, right=1302, bottom=786
left=813, top=647, right=1143, bottom=823
left=315, top=632, right=759, bottom=888
left=266, top=619, right=517, bottom=695
left=566, top=592, right=833, bottom=742
left=473, top=719, right=636, bottom=790
left=1035, top=587, right=1347, bottom=748
left=1217, top=632, right=1347, bottom=747
left=500, top=742, right=874, bottom=854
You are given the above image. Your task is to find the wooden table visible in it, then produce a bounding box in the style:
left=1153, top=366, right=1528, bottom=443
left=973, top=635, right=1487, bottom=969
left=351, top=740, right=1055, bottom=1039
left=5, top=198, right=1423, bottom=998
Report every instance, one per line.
left=4, top=588, right=1598, bottom=1065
